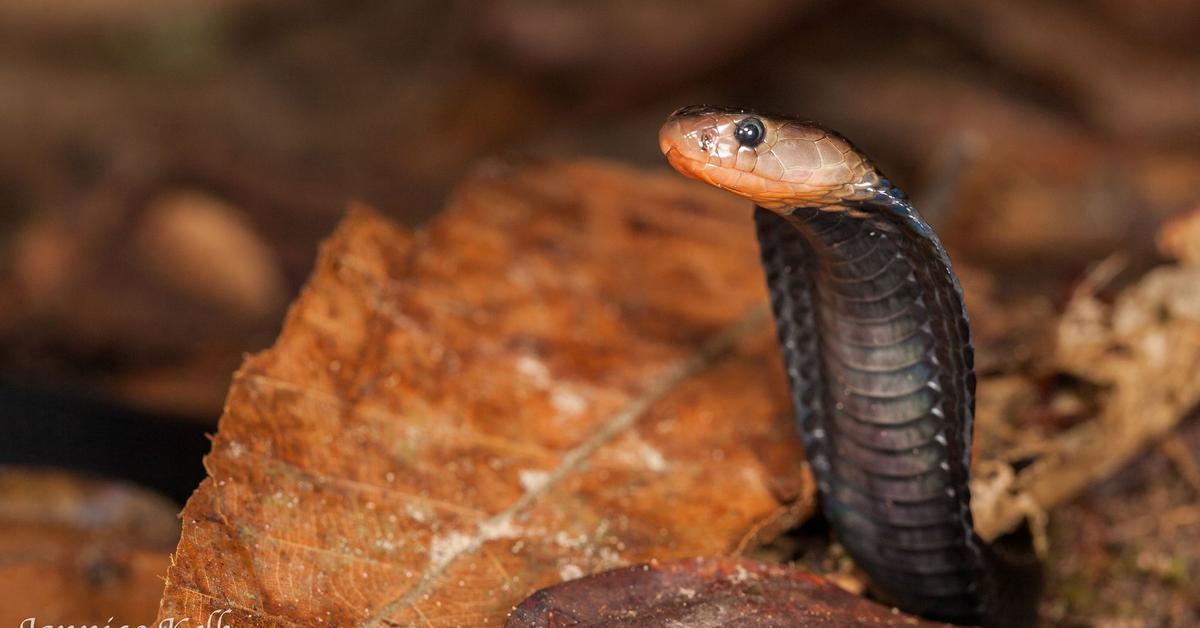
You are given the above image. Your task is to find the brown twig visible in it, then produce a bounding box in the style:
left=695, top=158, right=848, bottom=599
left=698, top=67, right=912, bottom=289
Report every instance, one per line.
left=1159, top=434, right=1200, bottom=497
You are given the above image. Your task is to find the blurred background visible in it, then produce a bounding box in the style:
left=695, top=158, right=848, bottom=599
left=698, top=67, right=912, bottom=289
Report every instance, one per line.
left=1, top=0, right=1198, bottom=624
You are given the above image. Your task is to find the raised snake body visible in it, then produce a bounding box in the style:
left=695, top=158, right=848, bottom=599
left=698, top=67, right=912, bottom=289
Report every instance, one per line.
left=659, top=106, right=1039, bottom=627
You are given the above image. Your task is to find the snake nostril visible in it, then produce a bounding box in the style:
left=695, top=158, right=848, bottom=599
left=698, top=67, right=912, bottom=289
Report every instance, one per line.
left=699, top=132, right=714, bottom=152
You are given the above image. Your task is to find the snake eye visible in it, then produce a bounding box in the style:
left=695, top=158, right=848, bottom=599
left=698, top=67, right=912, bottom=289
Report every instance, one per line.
left=734, top=117, right=765, bottom=147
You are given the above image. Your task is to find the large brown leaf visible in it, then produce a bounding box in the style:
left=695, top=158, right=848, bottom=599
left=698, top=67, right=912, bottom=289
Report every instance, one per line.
left=157, top=159, right=814, bottom=626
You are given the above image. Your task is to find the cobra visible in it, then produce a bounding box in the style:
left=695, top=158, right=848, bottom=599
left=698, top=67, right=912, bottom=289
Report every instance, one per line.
left=659, top=106, right=1041, bottom=627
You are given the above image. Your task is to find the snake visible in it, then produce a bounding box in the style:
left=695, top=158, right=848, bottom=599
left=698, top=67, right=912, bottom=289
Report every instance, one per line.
left=658, top=106, right=1040, bottom=627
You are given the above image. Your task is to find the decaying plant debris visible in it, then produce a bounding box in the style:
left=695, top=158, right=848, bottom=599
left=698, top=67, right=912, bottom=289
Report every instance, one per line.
left=0, top=468, right=178, bottom=626
left=2, top=2, right=1199, bottom=625
left=155, top=160, right=1199, bottom=626
left=507, top=557, right=944, bottom=627
left=973, top=212, right=1200, bottom=545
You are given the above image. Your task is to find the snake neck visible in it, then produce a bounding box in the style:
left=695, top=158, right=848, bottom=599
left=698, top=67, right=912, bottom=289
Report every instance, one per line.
left=755, top=202, right=1041, bottom=626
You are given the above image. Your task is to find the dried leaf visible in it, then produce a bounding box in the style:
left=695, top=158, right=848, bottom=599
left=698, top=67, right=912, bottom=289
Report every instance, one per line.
left=475, top=0, right=809, bottom=91
left=507, top=557, right=944, bottom=627
left=135, top=189, right=286, bottom=320
left=0, top=467, right=178, bottom=626
left=157, top=159, right=814, bottom=626
left=1157, top=205, right=1200, bottom=264
left=897, top=0, right=1200, bottom=141
left=972, top=211, right=1200, bottom=540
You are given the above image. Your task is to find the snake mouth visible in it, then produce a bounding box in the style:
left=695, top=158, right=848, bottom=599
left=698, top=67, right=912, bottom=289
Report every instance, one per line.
left=660, top=140, right=794, bottom=210
left=662, top=147, right=734, bottom=190
left=659, top=126, right=740, bottom=188
left=661, top=145, right=703, bottom=182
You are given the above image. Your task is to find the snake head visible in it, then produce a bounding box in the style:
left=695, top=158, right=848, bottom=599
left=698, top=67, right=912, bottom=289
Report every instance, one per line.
left=659, top=105, right=885, bottom=211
